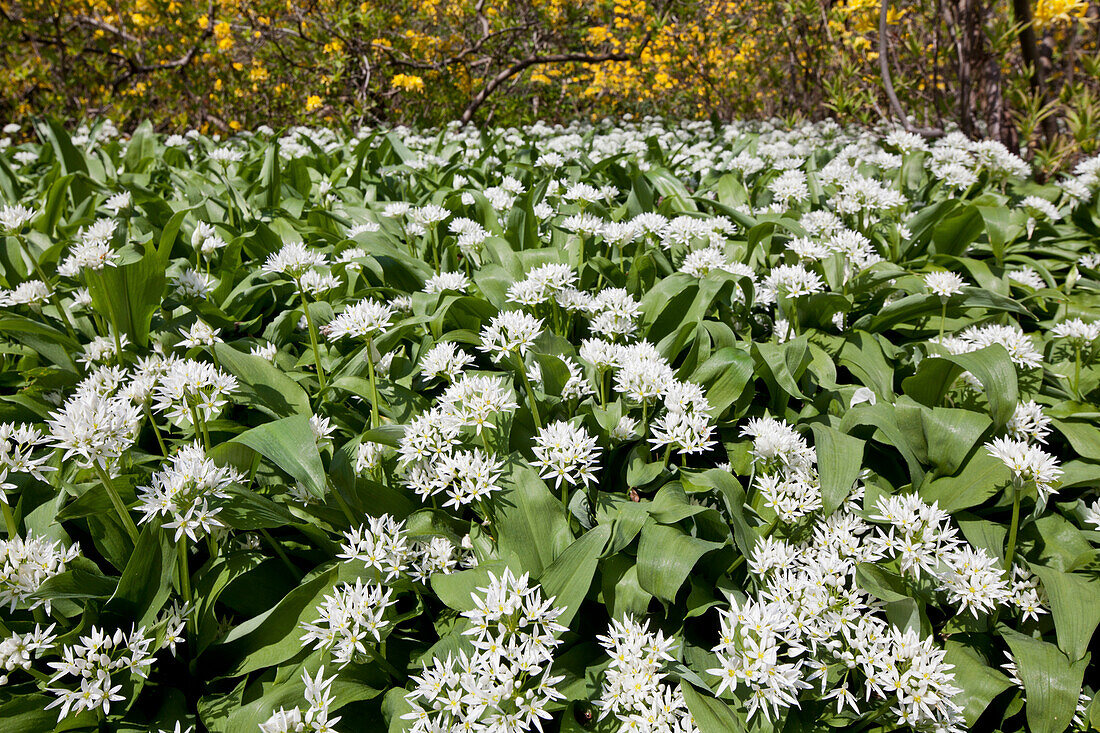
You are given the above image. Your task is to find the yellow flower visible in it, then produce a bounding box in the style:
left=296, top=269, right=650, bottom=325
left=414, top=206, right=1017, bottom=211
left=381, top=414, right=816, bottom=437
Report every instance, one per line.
left=1034, top=0, right=1089, bottom=26
left=391, top=73, right=426, bottom=93
left=306, top=95, right=323, bottom=112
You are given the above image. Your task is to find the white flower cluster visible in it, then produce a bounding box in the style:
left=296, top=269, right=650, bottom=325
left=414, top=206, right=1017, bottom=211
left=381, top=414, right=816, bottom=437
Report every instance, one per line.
left=403, top=569, right=567, bottom=733
left=0, top=422, right=55, bottom=505
left=300, top=578, right=396, bottom=667
left=45, top=625, right=157, bottom=721
left=136, top=441, right=242, bottom=541
left=0, top=533, right=80, bottom=612
left=594, top=616, right=699, bottom=732
left=338, top=513, right=473, bottom=585
left=259, top=666, right=340, bottom=733
left=0, top=623, right=56, bottom=685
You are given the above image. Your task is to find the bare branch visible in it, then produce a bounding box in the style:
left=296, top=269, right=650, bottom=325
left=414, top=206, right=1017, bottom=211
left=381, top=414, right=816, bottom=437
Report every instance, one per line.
left=458, top=0, right=672, bottom=126
left=879, top=0, right=943, bottom=137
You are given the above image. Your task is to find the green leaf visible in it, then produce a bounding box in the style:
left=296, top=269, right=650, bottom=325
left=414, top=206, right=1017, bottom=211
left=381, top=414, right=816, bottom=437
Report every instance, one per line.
left=213, top=343, right=311, bottom=418
left=538, top=524, right=611, bottom=627
left=679, top=681, right=744, bottom=733
left=902, top=344, right=1018, bottom=428
left=108, top=522, right=176, bottom=626
left=231, top=414, right=328, bottom=498
left=931, top=202, right=985, bottom=257
left=33, top=558, right=117, bottom=602
left=218, top=486, right=297, bottom=530
left=921, top=451, right=1010, bottom=513
left=691, top=346, right=754, bottom=418
left=1030, top=565, right=1100, bottom=662
left=494, top=464, right=572, bottom=576
left=809, top=424, right=864, bottom=515
left=211, top=565, right=338, bottom=677
left=636, top=520, right=723, bottom=603
left=1001, top=627, right=1088, bottom=733
left=944, top=641, right=1014, bottom=726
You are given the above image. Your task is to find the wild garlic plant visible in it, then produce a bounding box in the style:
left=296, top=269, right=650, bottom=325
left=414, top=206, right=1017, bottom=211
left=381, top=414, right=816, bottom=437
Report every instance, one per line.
left=0, top=119, right=1097, bottom=732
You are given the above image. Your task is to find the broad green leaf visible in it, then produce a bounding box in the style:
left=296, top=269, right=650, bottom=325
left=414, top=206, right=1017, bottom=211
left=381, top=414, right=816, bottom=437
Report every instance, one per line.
left=494, top=465, right=572, bottom=576
left=809, top=424, right=864, bottom=514
left=680, top=681, right=744, bottom=733
left=636, top=520, right=723, bottom=603
left=108, top=522, right=176, bottom=626
left=1001, top=627, right=1088, bottom=733
left=1030, top=565, right=1100, bottom=662
left=214, top=343, right=311, bottom=417
left=902, top=344, right=1018, bottom=428
left=944, top=642, right=1014, bottom=726
left=231, top=414, right=328, bottom=498
left=538, top=524, right=611, bottom=626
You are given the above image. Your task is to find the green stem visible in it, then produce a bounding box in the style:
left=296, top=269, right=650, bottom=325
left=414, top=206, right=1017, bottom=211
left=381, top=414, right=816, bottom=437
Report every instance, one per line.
left=93, top=462, right=140, bottom=542
left=144, top=403, right=169, bottom=457
left=366, top=336, right=381, bottom=429
left=176, top=539, right=195, bottom=637
left=16, top=236, right=77, bottom=339
left=188, top=402, right=209, bottom=451
left=1, top=501, right=17, bottom=538
left=298, top=284, right=327, bottom=391
left=431, top=228, right=440, bottom=275
left=939, top=299, right=948, bottom=341
left=1074, top=343, right=1082, bottom=399
left=361, top=642, right=406, bottom=682
left=259, top=528, right=302, bottom=580
left=1004, top=478, right=1023, bottom=572
left=516, top=354, right=543, bottom=429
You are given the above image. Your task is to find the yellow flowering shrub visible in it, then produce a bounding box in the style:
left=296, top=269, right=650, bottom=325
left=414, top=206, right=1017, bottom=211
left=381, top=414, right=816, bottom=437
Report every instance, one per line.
left=0, top=0, right=1096, bottom=160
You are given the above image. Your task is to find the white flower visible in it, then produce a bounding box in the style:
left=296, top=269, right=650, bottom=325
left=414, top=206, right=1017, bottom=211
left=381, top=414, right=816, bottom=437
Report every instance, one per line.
left=986, top=436, right=1062, bottom=502
left=300, top=579, right=396, bottom=667
left=262, top=241, right=328, bottom=279
left=177, top=320, right=222, bottom=349
left=1007, top=400, right=1051, bottom=444
left=45, top=626, right=156, bottom=721
left=46, top=392, right=142, bottom=471
left=172, top=268, right=214, bottom=300
left=532, top=420, right=601, bottom=489
left=924, top=271, right=966, bottom=298
left=324, top=298, right=393, bottom=341
left=0, top=204, right=36, bottom=232
left=1051, top=317, right=1100, bottom=344
left=478, top=311, right=543, bottom=362
left=103, top=191, right=132, bottom=215
left=0, top=534, right=80, bottom=612
left=251, top=342, right=278, bottom=361
left=420, top=341, right=475, bottom=382
left=423, top=271, right=469, bottom=294
left=0, top=280, right=52, bottom=308
left=136, top=442, right=241, bottom=541
left=1008, top=267, right=1045, bottom=290
left=299, top=269, right=341, bottom=297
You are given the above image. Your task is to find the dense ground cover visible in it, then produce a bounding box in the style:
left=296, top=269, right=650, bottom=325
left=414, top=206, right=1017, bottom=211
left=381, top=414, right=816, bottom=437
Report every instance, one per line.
left=1, top=117, right=1100, bottom=732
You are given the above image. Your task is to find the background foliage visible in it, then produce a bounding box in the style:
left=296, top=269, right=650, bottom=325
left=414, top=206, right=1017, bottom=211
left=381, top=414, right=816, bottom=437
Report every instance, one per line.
left=2, top=0, right=1099, bottom=167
